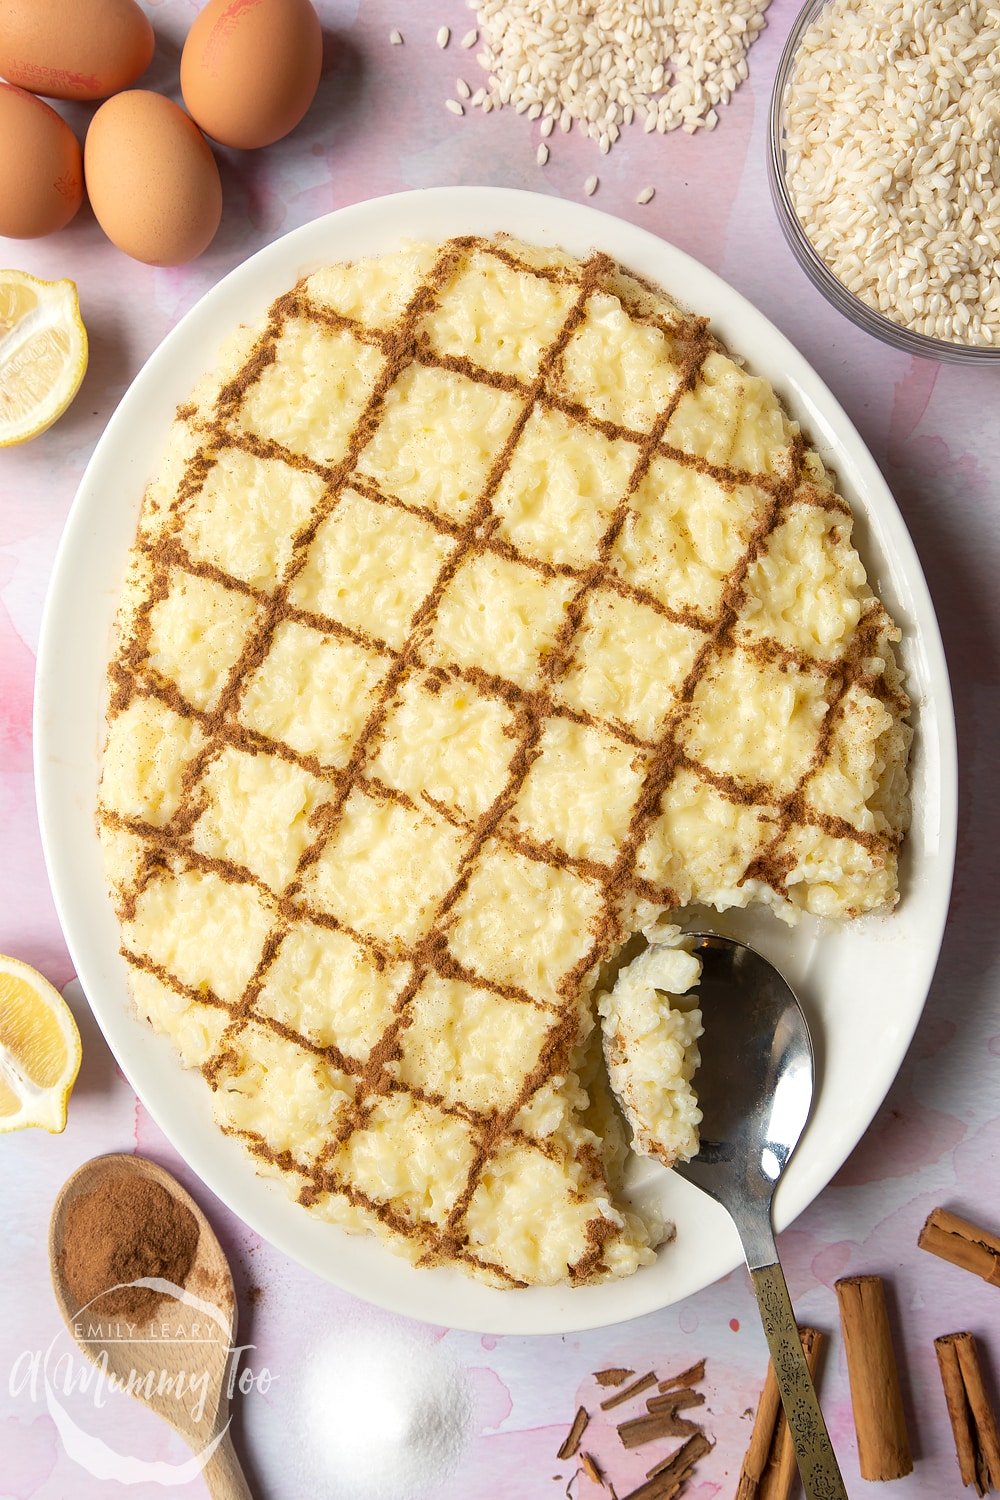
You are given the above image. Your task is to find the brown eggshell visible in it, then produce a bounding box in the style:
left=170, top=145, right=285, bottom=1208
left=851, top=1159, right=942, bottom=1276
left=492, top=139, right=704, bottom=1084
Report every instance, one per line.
left=0, top=0, right=155, bottom=102
left=0, top=84, right=83, bottom=238
left=85, top=92, right=222, bottom=266
left=181, top=0, right=322, bottom=150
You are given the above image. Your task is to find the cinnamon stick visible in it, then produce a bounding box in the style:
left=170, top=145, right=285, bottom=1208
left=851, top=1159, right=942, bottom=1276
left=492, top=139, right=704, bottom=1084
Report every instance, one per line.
left=760, top=1328, right=825, bottom=1500
left=919, top=1209, right=1000, bottom=1289
left=557, top=1405, right=589, bottom=1460
left=935, top=1332, right=1000, bottom=1495
left=736, top=1360, right=781, bottom=1500
left=596, top=1367, right=636, bottom=1387
left=600, top=1372, right=657, bottom=1411
left=734, top=1326, right=821, bottom=1500
left=836, top=1275, right=913, bottom=1480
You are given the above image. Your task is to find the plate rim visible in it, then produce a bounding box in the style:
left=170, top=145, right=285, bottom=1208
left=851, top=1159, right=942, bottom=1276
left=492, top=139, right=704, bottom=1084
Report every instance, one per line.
left=34, top=185, right=958, bottom=1335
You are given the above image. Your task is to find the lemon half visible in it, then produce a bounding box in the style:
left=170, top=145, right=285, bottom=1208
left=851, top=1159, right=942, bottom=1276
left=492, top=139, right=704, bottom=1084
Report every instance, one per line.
left=0, top=955, right=82, bottom=1133
left=0, top=271, right=88, bottom=447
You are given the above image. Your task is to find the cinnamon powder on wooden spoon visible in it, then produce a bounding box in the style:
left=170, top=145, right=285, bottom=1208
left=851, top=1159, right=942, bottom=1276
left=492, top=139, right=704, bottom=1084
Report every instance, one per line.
left=60, top=1166, right=198, bottom=1322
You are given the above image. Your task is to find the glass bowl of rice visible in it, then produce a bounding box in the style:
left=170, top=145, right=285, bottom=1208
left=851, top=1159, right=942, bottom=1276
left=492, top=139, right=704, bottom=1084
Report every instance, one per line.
left=768, top=0, right=1000, bottom=365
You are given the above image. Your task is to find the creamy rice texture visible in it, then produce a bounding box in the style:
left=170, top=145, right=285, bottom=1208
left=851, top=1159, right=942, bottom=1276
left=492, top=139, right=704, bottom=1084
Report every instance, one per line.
left=599, top=921, right=703, bottom=1168
left=99, top=235, right=911, bottom=1287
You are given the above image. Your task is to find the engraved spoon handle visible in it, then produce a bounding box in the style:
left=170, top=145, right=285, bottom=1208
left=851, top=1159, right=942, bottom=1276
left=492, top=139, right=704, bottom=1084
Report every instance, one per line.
left=748, top=1259, right=849, bottom=1500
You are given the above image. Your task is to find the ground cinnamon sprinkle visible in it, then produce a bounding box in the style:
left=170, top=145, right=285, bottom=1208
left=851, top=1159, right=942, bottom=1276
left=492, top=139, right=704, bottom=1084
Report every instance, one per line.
left=61, top=1170, right=199, bottom=1322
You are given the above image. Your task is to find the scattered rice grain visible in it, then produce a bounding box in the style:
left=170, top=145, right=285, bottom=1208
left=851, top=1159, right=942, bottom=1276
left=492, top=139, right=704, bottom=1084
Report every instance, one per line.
left=389, top=29, right=403, bottom=45
left=537, top=142, right=549, bottom=165
left=462, top=28, right=478, bottom=48
left=437, top=25, right=450, bottom=49
left=456, top=78, right=471, bottom=98
left=445, top=98, right=464, bottom=115
left=637, top=185, right=655, bottom=204
left=584, top=174, right=599, bottom=195
left=463, top=0, right=768, bottom=147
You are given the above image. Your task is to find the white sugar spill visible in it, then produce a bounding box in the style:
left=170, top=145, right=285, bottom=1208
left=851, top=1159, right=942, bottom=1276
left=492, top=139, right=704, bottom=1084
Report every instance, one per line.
left=296, top=1323, right=474, bottom=1498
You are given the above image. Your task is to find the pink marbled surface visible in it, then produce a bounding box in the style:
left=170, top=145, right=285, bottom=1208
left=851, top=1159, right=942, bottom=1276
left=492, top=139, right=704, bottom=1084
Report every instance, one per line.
left=2, top=2, right=999, bottom=1496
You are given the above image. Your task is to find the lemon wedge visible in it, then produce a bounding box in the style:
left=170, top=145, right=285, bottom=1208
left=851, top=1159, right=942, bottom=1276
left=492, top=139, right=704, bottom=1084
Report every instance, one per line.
left=0, top=955, right=82, bottom=1133
left=0, top=271, right=88, bottom=447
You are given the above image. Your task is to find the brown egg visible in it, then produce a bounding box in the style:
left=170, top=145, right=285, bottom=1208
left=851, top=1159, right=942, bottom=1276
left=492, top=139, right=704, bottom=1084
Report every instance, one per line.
left=0, top=0, right=155, bottom=103
left=85, top=92, right=222, bottom=266
left=0, top=84, right=83, bottom=238
left=181, top=0, right=322, bottom=150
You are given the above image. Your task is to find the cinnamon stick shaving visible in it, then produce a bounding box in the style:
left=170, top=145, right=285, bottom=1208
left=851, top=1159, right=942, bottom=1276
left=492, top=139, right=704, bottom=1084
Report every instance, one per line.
left=645, top=1389, right=705, bottom=1415
left=568, top=1357, right=709, bottom=1494
left=558, top=1405, right=590, bottom=1461
left=920, top=1208, right=1000, bottom=1289
left=616, top=1431, right=713, bottom=1499
left=658, top=1359, right=705, bottom=1394
left=600, top=1372, right=657, bottom=1411
left=618, top=1407, right=700, bottom=1449
left=935, top=1332, right=1000, bottom=1495
left=836, top=1275, right=913, bottom=1480
left=735, top=1326, right=824, bottom=1500
left=581, top=1451, right=605, bottom=1485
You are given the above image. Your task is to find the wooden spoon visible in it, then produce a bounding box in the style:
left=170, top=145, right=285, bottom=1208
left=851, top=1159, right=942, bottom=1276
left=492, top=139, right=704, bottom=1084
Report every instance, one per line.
left=49, top=1152, right=252, bottom=1500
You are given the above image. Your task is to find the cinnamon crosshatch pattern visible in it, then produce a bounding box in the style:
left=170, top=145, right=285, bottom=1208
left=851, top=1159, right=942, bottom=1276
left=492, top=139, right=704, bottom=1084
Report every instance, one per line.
left=99, top=235, right=910, bottom=1286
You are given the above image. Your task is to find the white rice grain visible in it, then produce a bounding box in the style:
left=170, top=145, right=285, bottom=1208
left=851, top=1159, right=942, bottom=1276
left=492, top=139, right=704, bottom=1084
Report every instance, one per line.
left=445, top=98, right=464, bottom=115
left=437, top=25, right=450, bottom=49
left=784, top=0, right=1000, bottom=347
left=464, top=0, right=768, bottom=146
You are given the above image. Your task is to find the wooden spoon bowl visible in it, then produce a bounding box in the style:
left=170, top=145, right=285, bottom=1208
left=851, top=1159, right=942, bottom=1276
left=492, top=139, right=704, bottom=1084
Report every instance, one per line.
left=49, top=1152, right=251, bottom=1499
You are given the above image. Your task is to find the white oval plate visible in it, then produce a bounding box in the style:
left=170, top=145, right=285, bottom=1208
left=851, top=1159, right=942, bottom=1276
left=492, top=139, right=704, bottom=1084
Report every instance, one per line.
left=35, top=187, right=957, bottom=1335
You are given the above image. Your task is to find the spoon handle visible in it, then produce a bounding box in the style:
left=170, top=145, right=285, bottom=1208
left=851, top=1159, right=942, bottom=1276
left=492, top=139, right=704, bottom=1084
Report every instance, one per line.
left=201, top=1431, right=253, bottom=1500
left=748, top=1260, right=849, bottom=1500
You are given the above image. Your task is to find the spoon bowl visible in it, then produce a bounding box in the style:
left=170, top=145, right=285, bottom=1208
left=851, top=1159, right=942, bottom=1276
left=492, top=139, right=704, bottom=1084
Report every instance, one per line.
left=674, top=935, right=814, bottom=1258
left=49, top=1153, right=251, bottom=1500
left=672, top=934, right=847, bottom=1500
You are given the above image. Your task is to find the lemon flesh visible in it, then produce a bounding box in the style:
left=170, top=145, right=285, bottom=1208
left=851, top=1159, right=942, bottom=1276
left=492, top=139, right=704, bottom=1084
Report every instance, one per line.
left=0, top=271, right=88, bottom=446
left=0, top=955, right=82, bottom=1132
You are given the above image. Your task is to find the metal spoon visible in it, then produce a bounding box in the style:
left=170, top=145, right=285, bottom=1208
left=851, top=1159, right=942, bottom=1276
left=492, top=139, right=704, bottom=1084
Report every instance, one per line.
left=673, top=933, right=848, bottom=1500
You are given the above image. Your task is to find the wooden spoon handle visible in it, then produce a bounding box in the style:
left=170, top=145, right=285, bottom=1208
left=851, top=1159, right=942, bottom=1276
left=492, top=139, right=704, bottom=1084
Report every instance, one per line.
left=201, top=1431, right=253, bottom=1500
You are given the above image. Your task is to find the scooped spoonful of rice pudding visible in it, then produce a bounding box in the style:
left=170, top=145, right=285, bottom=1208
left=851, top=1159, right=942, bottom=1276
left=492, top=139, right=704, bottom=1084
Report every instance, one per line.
left=603, top=930, right=848, bottom=1499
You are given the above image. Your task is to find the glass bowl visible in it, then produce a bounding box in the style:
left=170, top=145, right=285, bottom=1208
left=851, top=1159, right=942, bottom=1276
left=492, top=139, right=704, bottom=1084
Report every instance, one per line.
left=768, top=0, right=1000, bottom=366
